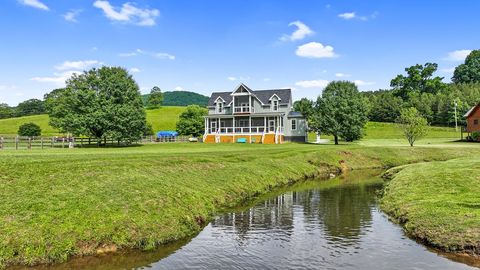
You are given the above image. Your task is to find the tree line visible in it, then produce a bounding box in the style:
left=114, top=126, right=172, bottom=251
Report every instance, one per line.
left=364, top=50, right=480, bottom=126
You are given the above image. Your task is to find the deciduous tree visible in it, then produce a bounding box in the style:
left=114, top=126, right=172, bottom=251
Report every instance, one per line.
left=18, top=122, right=41, bottom=137
left=397, top=107, right=428, bottom=147
left=147, top=86, right=164, bottom=109
left=176, top=105, right=208, bottom=137
left=391, top=63, right=446, bottom=99
left=45, top=67, right=147, bottom=144
left=314, top=81, right=369, bottom=145
left=452, top=50, right=480, bottom=84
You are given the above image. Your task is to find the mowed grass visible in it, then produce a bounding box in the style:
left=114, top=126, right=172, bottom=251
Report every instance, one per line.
left=1, top=142, right=479, bottom=267
left=381, top=158, right=480, bottom=253
left=0, top=106, right=186, bottom=136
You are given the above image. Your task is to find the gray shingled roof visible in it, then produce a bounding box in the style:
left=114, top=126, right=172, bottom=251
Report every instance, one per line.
left=208, top=87, right=292, bottom=107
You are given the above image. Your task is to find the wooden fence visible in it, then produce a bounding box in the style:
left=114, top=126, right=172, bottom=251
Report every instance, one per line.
left=0, top=135, right=193, bottom=150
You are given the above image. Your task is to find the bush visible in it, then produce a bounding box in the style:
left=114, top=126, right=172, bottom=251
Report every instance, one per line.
left=18, top=122, right=42, bottom=137
left=471, top=132, right=480, bottom=141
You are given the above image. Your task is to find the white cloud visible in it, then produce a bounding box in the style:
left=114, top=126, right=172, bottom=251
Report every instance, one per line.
left=93, top=1, right=160, bottom=26
left=353, top=80, right=375, bottom=86
left=280, top=21, right=314, bottom=42
left=31, top=71, right=80, bottom=86
left=63, top=10, right=82, bottom=22
left=18, top=0, right=49, bottom=11
left=296, top=42, right=337, bottom=58
left=445, top=50, right=472, bottom=61
left=227, top=76, right=250, bottom=81
left=338, top=12, right=356, bottom=20
left=295, top=79, right=330, bottom=88
left=335, top=73, right=350, bottom=78
left=55, top=60, right=101, bottom=71
left=154, top=53, right=175, bottom=60
left=119, top=49, right=175, bottom=60
left=129, top=67, right=141, bottom=73
left=338, top=11, right=378, bottom=21
left=174, top=86, right=184, bottom=91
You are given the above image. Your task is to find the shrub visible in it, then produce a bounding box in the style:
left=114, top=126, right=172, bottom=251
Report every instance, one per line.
left=18, top=122, right=42, bottom=137
left=471, top=132, right=480, bottom=141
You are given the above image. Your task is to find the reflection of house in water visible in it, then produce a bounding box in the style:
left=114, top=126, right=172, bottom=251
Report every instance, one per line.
left=212, top=193, right=295, bottom=242
left=211, top=180, right=381, bottom=247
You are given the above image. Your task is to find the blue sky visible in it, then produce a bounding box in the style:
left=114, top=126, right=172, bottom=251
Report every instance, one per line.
left=0, top=0, right=479, bottom=105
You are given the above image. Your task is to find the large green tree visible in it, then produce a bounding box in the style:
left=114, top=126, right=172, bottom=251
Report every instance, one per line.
left=45, top=67, right=147, bottom=144
left=176, top=105, right=208, bottom=137
left=367, top=90, right=403, bottom=122
left=147, top=86, right=164, bottom=109
left=452, top=50, right=480, bottom=84
left=314, top=81, right=369, bottom=145
left=391, top=63, right=447, bottom=99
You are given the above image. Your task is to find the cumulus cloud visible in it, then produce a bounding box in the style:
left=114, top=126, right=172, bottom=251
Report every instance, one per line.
left=295, top=79, right=330, bottom=88
left=280, top=21, right=314, bottom=42
left=174, top=86, right=184, bottom=91
left=63, top=10, right=82, bottom=22
left=338, top=12, right=356, bottom=20
left=18, top=0, right=49, bottom=11
left=445, top=49, right=472, bottom=61
left=32, top=60, right=103, bottom=86
left=338, top=11, right=378, bottom=21
left=296, top=42, right=337, bottom=58
left=93, top=1, right=160, bottom=26
left=119, top=49, right=175, bottom=60
left=55, top=60, right=101, bottom=71
left=129, top=67, right=141, bottom=73
left=31, top=71, right=80, bottom=86
left=353, top=80, right=375, bottom=86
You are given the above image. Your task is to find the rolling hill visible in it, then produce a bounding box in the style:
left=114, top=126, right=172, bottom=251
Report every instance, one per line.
left=0, top=106, right=186, bottom=136
left=142, top=91, right=209, bottom=107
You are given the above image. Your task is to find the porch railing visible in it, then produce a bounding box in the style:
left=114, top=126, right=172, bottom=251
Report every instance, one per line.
left=206, top=127, right=284, bottom=134
left=234, top=106, right=254, bottom=113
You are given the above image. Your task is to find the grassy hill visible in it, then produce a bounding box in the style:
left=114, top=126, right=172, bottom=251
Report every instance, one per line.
left=142, top=91, right=209, bottom=107
left=0, top=106, right=186, bottom=136
left=0, top=109, right=460, bottom=141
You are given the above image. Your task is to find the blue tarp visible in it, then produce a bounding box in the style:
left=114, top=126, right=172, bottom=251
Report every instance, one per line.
left=156, top=131, right=179, bottom=138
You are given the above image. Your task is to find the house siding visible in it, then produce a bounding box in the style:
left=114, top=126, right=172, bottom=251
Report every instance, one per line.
left=466, top=105, right=480, bottom=133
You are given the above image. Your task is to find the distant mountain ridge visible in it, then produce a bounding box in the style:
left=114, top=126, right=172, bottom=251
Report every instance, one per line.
left=143, top=91, right=209, bottom=107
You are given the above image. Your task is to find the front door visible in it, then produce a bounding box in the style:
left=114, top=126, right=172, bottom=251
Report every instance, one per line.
left=269, top=119, right=275, bottom=133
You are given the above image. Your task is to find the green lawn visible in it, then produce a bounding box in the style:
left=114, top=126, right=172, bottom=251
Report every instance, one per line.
left=1, top=142, right=480, bottom=267
left=0, top=106, right=186, bottom=136
left=382, top=158, right=480, bottom=253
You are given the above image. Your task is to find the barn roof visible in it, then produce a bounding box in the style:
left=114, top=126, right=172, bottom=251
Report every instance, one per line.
left=464, top=104, right=480, bottom=118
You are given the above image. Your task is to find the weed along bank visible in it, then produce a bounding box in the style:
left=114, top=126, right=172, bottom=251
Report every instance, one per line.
left=203, top=84, right=307, bottom=144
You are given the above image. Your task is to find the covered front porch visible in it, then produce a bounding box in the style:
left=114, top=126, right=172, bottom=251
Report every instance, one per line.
left=204, top=115, right=285, bottom=135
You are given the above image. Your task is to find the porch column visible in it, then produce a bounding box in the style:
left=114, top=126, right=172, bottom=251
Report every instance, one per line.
left=264, top=116, right=267, bottom=133
left=249, top=116, right=252, bottom=133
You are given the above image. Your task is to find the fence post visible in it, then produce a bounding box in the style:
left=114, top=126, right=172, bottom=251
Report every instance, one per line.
left=0, top=137, right=3, bottom=150
left=51, top=137, right=54, bottom=148
left=28, top=137, right=32, bottom=150
left=15, top=136, right=18, bottom=150
left=62, top=138, right=65, bottom=148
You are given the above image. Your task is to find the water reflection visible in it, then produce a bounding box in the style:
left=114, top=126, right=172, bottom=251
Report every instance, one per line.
left=15, top=170, right=480, bottom=270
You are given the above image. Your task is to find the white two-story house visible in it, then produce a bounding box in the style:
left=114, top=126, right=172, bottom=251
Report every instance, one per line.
left=203, top=84, right=307, bottom=144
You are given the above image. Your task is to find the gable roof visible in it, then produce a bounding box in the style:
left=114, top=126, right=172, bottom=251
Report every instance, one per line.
left=208, top=86, right=291, bottom=107
left=464, top=103, right=480, bottom=118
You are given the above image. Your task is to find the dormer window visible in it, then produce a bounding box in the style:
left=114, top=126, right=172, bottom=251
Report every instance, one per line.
left=272, top=100, right=278, bottom=111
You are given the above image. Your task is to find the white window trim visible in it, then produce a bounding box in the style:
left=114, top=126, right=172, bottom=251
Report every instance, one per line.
left=272, top=100, right=279, bottom=111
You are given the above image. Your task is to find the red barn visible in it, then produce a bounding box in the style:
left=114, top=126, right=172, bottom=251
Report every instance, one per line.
left=464, top=103, right=480, bottom=134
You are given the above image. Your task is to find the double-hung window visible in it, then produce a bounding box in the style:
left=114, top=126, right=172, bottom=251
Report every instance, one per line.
left=291, top=119, right=297, bottom=130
